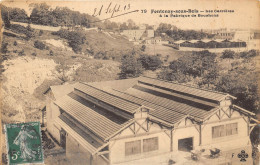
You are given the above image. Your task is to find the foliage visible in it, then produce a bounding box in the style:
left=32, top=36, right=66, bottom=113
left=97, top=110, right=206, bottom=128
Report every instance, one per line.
left=49, top=50, right=54, bottom=56
left=167, top=50, right=217, bottom=80
left=1, top=5, right=11, bottom=28
left=18, top=49, right=25, bottom=56
left=9, top=24, right=28, bottom=34
left=141, top=45, right=146, bottom=52
left=158, top=50, right=259, bottom=115
left=34, top=40, right=46, bottom=50
left=9, top=7, right=28, bottom=23
left=25, top=24, right=34, bottom=40
left=1, top=43, right=8, bottom=54
left=138, top=54, right=162, bottom=71
left=215, top=60, right=259, bottom=114
left=156, top=23, right=215, bottom=40
left=119, top=52, right=143, bottom=79
left=52, top=29, right=86, bottom=53
left=221, top=50, right=235, bottom=59
left=13, top=41, right=18, bottom=46
left=29, top=3, right=94, bottom=27
left=238, top=49, right=258, bottom=59
left=39, top=30, right=44, bottom=36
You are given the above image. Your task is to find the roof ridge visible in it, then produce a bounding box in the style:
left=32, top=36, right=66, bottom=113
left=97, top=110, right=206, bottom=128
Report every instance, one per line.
left=111, top=88, right=194, bottom=118
left=141, top=76, right=229, bottom=96
left=79, top=82, right=142, bottom=107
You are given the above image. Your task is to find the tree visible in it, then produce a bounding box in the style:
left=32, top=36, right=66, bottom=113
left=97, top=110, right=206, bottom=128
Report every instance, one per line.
left=34, top=40, right=46, bottom=50
left=1, top=5, right=11, bottom=28
left=159, top=50, right=217, bottom=83
left=9, top=7, right=28, bottom=22
left=221, top=50, right=235, bottom=59
left=138, top=54, right=162, bottom=71
left=120, top=22, right=128, bottom=31
left=25, top=24, right=34, bottom=40
left=119, top=52, right=143, bottom=79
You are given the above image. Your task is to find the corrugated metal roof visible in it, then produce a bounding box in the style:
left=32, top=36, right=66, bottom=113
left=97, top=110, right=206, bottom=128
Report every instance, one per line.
left=59, top=113, right=104, bottom=148
left=125, top=87, right=211, bottom=119
left=138, top=77, right=229, bottom=102
left=108, top=89, right=186, bottom=124
left=54, top=118, right=99, bottom=154
left=74, top=83, right=141, bottom=114
left=55, top=94, right=132, bottom=141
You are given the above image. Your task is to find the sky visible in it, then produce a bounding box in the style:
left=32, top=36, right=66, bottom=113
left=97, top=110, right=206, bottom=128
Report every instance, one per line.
left=2, top=0, right=260, bottom=30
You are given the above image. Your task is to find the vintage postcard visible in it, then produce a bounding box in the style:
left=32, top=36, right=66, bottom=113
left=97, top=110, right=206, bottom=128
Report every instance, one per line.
left=0, top=0, right=260, bottom=164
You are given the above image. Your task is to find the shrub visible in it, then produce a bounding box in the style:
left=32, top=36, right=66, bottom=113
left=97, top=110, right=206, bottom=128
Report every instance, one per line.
left=49, top=50, right=54, bottom=56
left=9, top=24, right=27, bottom=34
left=221, top=50, right=235, bottom=59
left=119, top=52, right=143, bottom=79
left=13, top=41, right=18, bottom=46
left=239, top=50, right=258, bottom=59
left=18, top=50, right=25, bottom=56
left=34, top=40, right=46, bottom=50
left=32, top=52, right=37, bottom=56
left=25, top=25, right=34, bottom=40
left=138, top=54, right=162, bottom=71
left=141, top=45, right=146, bottom=51
left=39, top=30, right=44, bottom=36
left=52, top=29, right=85, bottom=53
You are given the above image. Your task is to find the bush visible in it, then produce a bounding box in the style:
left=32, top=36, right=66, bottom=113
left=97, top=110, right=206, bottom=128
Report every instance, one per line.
left=25, top=25, right=34, bottom=40
left=119, top=52, right=143, bottom=79
left=32, top=52, right=37, bottom=56
left=34, top=40, right=46, bottom=50
left=52, top=29, right=85, bottom=53
left=138, top=54, right=162, bottom=71
left=221, top=50, right=235, bottom=59
left=141, top=45, right=146, bottom=51
left=49, top=50, right=54, bottom=56
left=9, top=24, right=27, bottom=34
left=18, top=50, right=25, bottom=56
left=239, top=49, right=258, bottom=59
left=39, top=30, right=44, bottom=36
left=13, top=41, right=18, bottom=46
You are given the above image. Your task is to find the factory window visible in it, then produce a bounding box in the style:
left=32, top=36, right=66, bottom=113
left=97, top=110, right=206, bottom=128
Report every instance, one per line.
left=143, top=137, right=158, bottom=152
left=125, top=140, right=141, bottom=156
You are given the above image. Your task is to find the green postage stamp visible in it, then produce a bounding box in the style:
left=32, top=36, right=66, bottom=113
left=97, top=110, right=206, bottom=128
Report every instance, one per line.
left=5, top=122, right=44, bottom=164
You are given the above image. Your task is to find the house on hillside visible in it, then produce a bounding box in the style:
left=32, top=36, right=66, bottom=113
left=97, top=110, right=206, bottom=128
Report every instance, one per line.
left=45, top=77, right=259, bottom=165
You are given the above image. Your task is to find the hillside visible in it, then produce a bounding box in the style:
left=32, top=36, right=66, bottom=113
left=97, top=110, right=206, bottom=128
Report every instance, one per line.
left=0, top=23, right=128, bottom=124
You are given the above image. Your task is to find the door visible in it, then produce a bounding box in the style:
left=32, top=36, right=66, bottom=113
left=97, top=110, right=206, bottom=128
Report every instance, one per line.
left=60, top=128, right=66, bottom=149
left=178, top=137, right=193, bottom=152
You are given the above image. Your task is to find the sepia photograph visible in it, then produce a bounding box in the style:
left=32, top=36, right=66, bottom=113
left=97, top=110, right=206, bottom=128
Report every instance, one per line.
left=0, top=0, right=260, bottom=164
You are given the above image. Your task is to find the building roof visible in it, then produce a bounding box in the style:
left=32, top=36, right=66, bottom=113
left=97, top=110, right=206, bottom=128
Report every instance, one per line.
left=74, top=82, right=141, bottom=114
left=54, top=92, right=132, bottom=141
left=138, top=77, right=230, bottom=102
left=53, top=76, right=245, bottom=145
left=50, top=83, right=75, bottom=100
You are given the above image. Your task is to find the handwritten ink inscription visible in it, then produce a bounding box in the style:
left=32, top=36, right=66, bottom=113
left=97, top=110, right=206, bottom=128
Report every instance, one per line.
left=92, top=2, right=132, bottom=19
